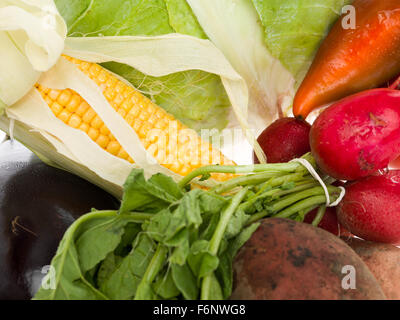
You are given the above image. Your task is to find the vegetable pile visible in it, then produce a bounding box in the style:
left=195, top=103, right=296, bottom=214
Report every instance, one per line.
left=2, top=0, right=400, bottom=302
left=34, top=158, right=342, bottom=300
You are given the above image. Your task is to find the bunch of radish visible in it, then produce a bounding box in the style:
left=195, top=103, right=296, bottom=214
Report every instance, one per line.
left=254, top=0, right=400, bottom=246
left=309, top=87, right=400, bottom=245
left=255, top=85, right=400, bottom=245
left=255, top=86, right=400, bottom=245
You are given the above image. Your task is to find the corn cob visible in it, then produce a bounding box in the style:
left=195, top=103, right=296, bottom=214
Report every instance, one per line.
left=35, top=56, right=235, bottom=181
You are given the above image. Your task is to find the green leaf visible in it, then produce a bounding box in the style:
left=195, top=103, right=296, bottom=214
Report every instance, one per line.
left=164, top=0, right=207, bottom=38
left=175, top=189, right=204, bottom=227
left=149, top=173, right=184, bottom=200
left=170, top=263, right=198, bottom=300
left=114, top=223, right=142, bottom=257
left=144, top=190, right=207, bottom=246
left=34, top=211, right=130, bottom=300
left=95, top=252, right=121, bottom=288
left=55, top=0, right=230, bottom=131
left=187, top=0, right=296, bottom=127
left=198, top=192, right=227, bottom=215
left=55, top=0, right=91, bottom=29
left=224, top=208, right=250, bottom=240
left=200, top=213, right=220, bottom=241
left=202, top=273, right=224, bottom=300
left=145, top=208, right=188, bottom=246
left=99, top=233, right=156, bottom=300
left=58, top=0, right=173, bottom=37
left=153, top=268, right=181, bottom=299
left=120, top=169, right=181, bottom=213
left=187, top=240, right=219, bottom=279
left=215, top=222, right=261, bottom=299
left=215, top=253, right=233, bottom=300
left=143, top=208, right=175, bottom=243
left=169, top=239, right=190, bottom=265
left=165, top=228, right=188, bottom=247
left=135, top=244, right=168, bottom=300
left=75, top=216, right=130, bottom=272
left=227, top=222, right=261, bottom=259
left=251, top=0, right=352, bottom=81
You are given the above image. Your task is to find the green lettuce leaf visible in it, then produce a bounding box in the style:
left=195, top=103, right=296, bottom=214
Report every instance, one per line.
left=252, top=0, right=352, bottom=82
left=164, top=0, right=207, bottom=38
left=55, top=0, right=230, bottom=131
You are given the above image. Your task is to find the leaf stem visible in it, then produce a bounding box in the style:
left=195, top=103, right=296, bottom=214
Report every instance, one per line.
left=268, top=186, right=339, bottom=213
left=201, top=187, right=248, bottom=300
left=209, top=187, right=249, bottom=255
left=211, top=171, right=282, bottom=194
left=135, top=244, right=168, bottom=300
left=178, top=163, right=302, bottom=188
left=311, top=206, right=327, bottom=226
left=273, top=194, right=339, bottom=219
left=127, top=212, right=154, bottom=222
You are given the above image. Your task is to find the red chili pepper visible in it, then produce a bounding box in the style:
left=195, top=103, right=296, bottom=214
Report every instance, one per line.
left=293, top=0, right=400, bottom=119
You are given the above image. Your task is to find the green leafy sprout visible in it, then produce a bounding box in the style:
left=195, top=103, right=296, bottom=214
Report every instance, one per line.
left=34, top=153, right=341, bottom=300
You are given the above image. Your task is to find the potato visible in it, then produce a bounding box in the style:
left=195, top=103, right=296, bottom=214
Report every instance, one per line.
left=231, top=218, right=386, bottom=300
left=343, top=237, right=400, bottom=300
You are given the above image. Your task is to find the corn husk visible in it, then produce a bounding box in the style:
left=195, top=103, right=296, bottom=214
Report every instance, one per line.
left=0, top=1, right=266, bottom=197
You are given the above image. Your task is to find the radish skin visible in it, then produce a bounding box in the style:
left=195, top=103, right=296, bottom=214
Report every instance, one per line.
left=254, top=117, right=311, bottom=164
left=337, top=171, right=400, bottom=244
left=310, top=89, right=400, bottom=180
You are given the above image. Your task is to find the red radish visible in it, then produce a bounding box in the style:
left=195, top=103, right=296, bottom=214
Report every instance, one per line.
left=310, top=89, right=400, bottom=180
left=304, top=207, right=353, bottom=237
left=337, top=170, right=400, bottom=244
left=254, top=117, right=311, bottom=164
left=304, top=207, right=340, bottom=236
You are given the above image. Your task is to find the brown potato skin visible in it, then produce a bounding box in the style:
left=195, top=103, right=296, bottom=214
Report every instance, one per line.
left=343, top=238, right=400, bottom=300
left=231, top=218, right=386, bottom=300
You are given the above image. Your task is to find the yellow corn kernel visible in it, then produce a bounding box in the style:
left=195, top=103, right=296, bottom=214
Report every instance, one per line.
left=68, top=114, right=82, bottom=129
left=57, top=90, right=72, bottom=107
left=100, top=124, right=111, bottom=136
left=106, top=141, right=121, bottom=156
left=50, top=101, right=63, bottom=116
left=58, top=109, right=72, bottom=123
left=104, top=87, right=116, bottom=100
left=66, top=94, right=81, bottom=113
left=87, top=127, right=100, bottom=141
left=91, top=115, right=103, bottom=129
left=75, top=101, right=89, bottom=117
left=79, top=122, right=90, bottom=133
left=117, top=148, right=129, bottom=160
left=48, top=89, right=60, bottom=101
left=35, top=56, right=235, bottom=180
left=82, top=108, right=96, bottom=123
left=96, top=134, right=110, bottom=149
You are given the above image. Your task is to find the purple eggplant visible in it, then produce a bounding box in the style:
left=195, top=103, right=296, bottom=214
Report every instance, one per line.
left=0, top=138, right=119, bottom=300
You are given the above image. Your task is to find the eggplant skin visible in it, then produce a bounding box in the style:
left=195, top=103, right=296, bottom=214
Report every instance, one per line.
left=0, top=139, right=119, bottom=300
